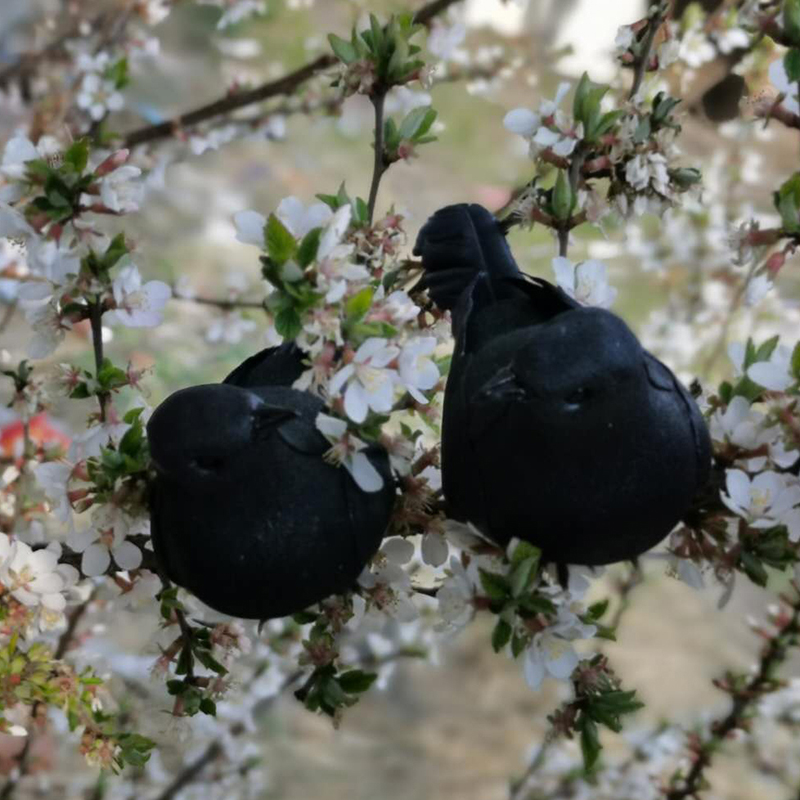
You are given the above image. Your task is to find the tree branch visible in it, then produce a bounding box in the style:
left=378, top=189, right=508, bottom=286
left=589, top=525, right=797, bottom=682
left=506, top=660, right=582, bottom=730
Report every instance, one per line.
left=628, top=3, right=667, bottom=100
left=666, top=591, right=800, bottom=800
left=121, top=0, right=465, bottom=149
left=123, top=55, right=336, bottom=148
left=367, top=90, right=388, bottom=225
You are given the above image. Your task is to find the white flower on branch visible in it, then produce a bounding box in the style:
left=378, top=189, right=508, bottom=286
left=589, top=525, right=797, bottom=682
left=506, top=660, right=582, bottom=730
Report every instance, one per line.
left=0, top=535, right=78, bottom=627
left=709, top=396, right=775, bottom=452
left=358, top=547, right=418, bottom=623
left=624, top=152, right=671, bottom=196
left=504, top=82, right=581, bottom=159
left=0, top=202, right=35, bottom=239
left=32, top=460, right=74, bottom=522
left=76, top=73, right=125, bottom=121
left=276, top=196, right=333, bottom=238
left=233, top=209, right=266, bottom=247
left=108, top=264, right=171, bottom=328
left=552, top=256, right=617, bottom=308
left=398, top=336, right=439, bottom=403
left=1, top=134, right=61, bottom=183
left=328, top=338, right=399, bottom=424
left=25, top=302, right=72, bottom=359
left=523, top=605, right=596, bottom=691
left=315, top=413, right=384, bottom=492
left=721, top=469, right=800, bottom=540
left=746, top=345, right=795, bottom=392
left=678, top=27, right=716, bottom=68
left=745, top=273, right=774, bottom=307
left=98, top=164, right=144, bottom=214
left=69, top=508, right=147, bottom=577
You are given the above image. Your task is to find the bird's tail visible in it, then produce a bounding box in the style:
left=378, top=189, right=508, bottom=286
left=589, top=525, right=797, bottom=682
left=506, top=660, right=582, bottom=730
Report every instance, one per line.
left=412, top=204, right=521, bottom=310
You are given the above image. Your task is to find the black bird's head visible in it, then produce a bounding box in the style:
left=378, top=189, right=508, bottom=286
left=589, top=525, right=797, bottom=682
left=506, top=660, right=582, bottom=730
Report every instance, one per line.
left=147, top=383, right=293, bottom=485
left=512, top=308, right=644, bottom=410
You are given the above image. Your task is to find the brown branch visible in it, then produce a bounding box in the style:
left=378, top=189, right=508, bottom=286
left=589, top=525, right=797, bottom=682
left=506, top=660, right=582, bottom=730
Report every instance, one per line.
left=123, top=54, right=336, bottom=148
left=122, top=0, right=466, bottom=149
left=367, top=89, right=388, bottom=225
left=171, top=292, right=266, bottom=310
left=629, top=2, right=668, bottom=100
left=666, top=591, right=800, bottom=800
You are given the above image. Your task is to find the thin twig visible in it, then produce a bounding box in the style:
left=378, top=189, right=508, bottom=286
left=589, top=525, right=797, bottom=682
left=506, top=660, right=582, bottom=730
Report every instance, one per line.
left=88, top=301, right=108, bottom=423
left=367, top=90, right=388, bottom=226
left=122, top=55, right=336, bottom=148
left=171, top=293, right=266, bottom=310
left=666, top=592, right=800, bottom=800
left=121, top=0, right=465, bottom=149
left=629, top=3, right=667, bottom=100
left=608, top=562, right=644, bottom=631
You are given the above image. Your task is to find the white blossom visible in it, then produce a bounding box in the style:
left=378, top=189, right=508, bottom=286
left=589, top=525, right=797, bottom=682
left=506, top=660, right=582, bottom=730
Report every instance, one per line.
left=398, top=337, right=439, bottom=403
left=721, top=469, right=800, bottom=539
left=504, top=82, right=580, bottom=159
left=233, top=209, right=266, bottom=247
left=678, top=28, right=716, bottom=68
left=108, top=264, right=171, bottom=328
left=315, top=413, right=384, bottom=492
left=76, top=73, right=125, bottom=121
left=747, top=344, right=795, bottom=391
left=1, top=134, right=60, bottom=182
left=98, top=165, right=143, bottom=213
left=275, top=196, right=333, bottom=239
left=328, top=338, right=399, bottom=423
left=206, top=311, right=257, bottom=344
left=523, top=605, right=596, bottom=690
left=709, top=396, right=775, bottom=451
left=624, top=152, right=671, bottom=196
left=552, top=256, right=617, bottom=308
left=745, top=273, right=774, bottom=307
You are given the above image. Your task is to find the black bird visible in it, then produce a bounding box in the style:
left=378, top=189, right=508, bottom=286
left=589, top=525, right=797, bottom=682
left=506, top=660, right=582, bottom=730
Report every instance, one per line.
left=147, top=344, right=395, bottom=619
left=413, top=204, right=711, bottom=565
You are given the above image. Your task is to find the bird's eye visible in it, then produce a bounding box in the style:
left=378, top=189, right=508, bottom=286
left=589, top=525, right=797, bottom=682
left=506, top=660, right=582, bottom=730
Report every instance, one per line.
left=191, top=455, right=225, bottom=473
left=564, top=386, right=593, bottom=408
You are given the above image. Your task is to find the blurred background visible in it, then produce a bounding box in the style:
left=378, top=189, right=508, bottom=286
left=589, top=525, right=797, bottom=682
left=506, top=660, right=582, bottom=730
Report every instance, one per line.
left=2, top=1, right=800, bottom=798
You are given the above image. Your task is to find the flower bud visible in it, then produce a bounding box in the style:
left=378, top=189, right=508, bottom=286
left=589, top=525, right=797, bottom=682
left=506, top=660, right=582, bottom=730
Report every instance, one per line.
left=551, top=170, right=576, bottom=222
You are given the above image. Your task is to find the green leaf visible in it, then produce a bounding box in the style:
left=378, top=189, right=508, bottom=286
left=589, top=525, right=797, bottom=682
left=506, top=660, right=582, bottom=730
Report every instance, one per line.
left=275, top=307, right=302, bottom=340
left=369, top=14, right=385, bottom=55
left=354, top=196, right=369, bottom=225
left=199, top=697, right=217, bottom=716
left=784, top=49, right=800, bottom=82
left=511, top=633, right=527, bottom=659
left=791, top=342, right=800, bottom=379
left=580, top=717, right=602, bottom=771
left=785, top=0, right=800, bottom=46
left=105, top=57, right=129, bottom=89
left=102, top=233, right=129, bottom=270
left=491, top=619, right=512, bottom=653
left=338, top=670, right=378, bottom=694
left=194, top=648, right=228, bottom=675
left=740, top=550, right=768, bottom=587
left=328, top=33, right=359, bottom=64
left=297, top=227, right=322, bottom=268
left=510, top=540, right=541, bottom=568
left=775, top=173, right=800, bottom=233
left=64, top=139, right=90, bottom=173
left=510, top=555, right=539, bottom=598
left=266, top=214, right=296, bottom=264
left=755, top=335, right=780, bottom=363
left=166, top=680, right=186, bottom=696
left=316, top=192, right=341, bottom=210
left=345, top=287, right=374, bottom=320
left=551, top=170, right=575, bottom=221
left=478, top=569, right=510, bottom=603
left=399, top=106, right=436, bottom=141
left=292, top=611, right=318, bottom=625
left=586, top=599, right=609, bottom=621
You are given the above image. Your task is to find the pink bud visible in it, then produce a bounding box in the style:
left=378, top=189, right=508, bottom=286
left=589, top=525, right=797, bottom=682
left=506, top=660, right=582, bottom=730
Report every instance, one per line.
left=765, top=250, right=786, bottom=276
left=95, top=149, right=129, bottom=177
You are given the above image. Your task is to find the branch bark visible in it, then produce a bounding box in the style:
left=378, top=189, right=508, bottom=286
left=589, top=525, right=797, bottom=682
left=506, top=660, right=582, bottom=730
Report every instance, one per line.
left=122, top=0, right=465, bottom=149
